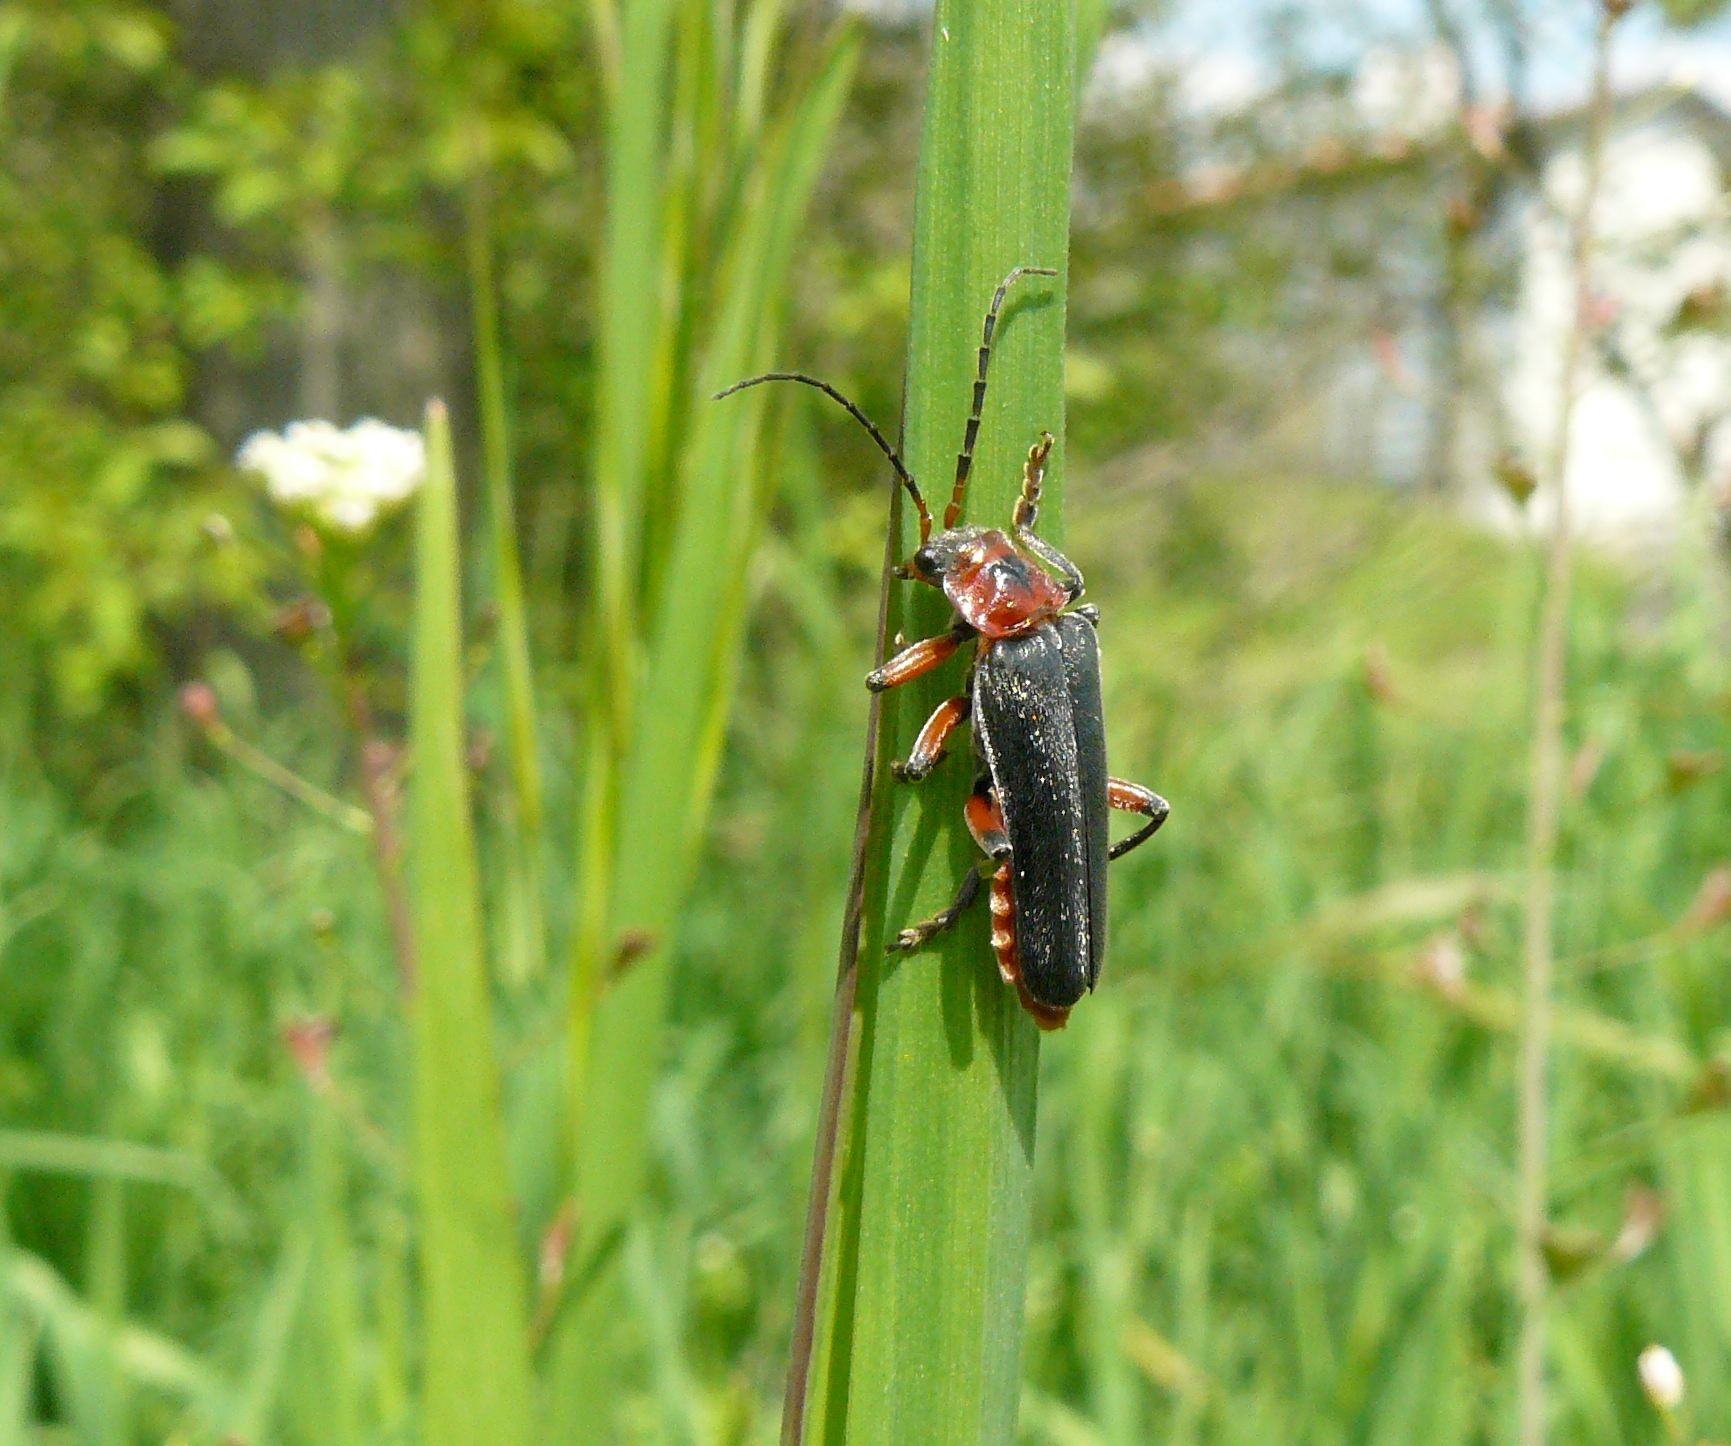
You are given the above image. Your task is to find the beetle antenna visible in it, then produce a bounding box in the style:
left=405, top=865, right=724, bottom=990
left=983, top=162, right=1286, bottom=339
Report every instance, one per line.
left=716, top=372, right=931, bottom=540
left=947, top=265, right=1058, bottom=528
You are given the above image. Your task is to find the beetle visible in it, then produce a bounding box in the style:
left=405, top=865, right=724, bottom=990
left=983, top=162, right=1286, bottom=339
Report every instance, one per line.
left=718, top=265, right=1169, bottom=1028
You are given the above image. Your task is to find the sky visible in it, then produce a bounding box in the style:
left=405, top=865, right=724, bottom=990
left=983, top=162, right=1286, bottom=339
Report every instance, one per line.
left=1153, top=0, right=1731, bottom=115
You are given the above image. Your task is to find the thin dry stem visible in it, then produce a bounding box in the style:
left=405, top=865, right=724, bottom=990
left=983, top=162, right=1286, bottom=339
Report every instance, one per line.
left=1517, top=11, right=1618, bottom=1441
left=348, top=680, right=419, bottom=995
left=204, top=723, right=373, bottom=836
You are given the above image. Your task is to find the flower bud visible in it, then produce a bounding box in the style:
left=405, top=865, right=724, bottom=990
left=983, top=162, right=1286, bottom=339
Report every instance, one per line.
left=179, top=682, right=221, bottom=731
left=281, top=1016, right=336, bottom=1089
left=272, top=597, right=333, bottom=643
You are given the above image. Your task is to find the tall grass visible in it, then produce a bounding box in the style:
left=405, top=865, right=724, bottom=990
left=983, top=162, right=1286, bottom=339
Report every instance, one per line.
left=551, top=5, right=857, bottom=1433
left=407, top=402, right=535, bottom=1444
left=791, top=2, right=1077, bottom=1440
left=464, top=160, right=549, bottom=989
left=1517, top=12, right=1618, bottom=1439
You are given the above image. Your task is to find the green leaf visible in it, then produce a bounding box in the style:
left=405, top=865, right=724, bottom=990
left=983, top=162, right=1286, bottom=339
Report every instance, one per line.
left=408, top=400, right=536, bottom=1446
left=797, top=1, right=1076, bottom=1440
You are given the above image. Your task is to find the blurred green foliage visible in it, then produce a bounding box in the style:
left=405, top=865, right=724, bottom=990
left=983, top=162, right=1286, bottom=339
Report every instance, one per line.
left=7, top=0, right=1731, bottom=1441
left=0, top=1, right=267, bottom=719
left=0, top=0, right=602, bottom=732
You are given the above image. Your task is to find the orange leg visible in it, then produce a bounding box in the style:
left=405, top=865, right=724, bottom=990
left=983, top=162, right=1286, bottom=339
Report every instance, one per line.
left=1107, top=777, right=1170, bottom=861
left=866, top=626, right=968, bottom=693
left=963, top=781, right=1010, bottom=859
left=894, top=695, right=971, bottom=782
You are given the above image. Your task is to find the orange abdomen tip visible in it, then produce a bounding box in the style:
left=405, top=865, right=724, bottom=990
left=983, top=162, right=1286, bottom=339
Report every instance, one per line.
left=990, top=863, right=1069, bottom=1030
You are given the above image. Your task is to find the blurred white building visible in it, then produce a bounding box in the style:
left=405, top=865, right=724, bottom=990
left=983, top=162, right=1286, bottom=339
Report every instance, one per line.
left=1311, top=85, right=1731, bottom=548
left=1482, top=90, right=1731, bottom=545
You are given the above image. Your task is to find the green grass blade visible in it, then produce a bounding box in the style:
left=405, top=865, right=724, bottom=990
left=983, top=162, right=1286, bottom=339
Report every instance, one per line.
left=3, top=1246, right=223, bottom=1428
left=465, top=170, right=547, bottom=856
left=466, top=169, right=549, bottom=991
left=408, top=400, right=535, bottom=1446
left=800, top=2, right=1075, bottom=1440
left=553, top=35, right=857, bottom=1435
left=560, top=0, right=681, bottom=1315
left=589, top=0, right=678, bottom=745
left=227, top=1226, right=313, bottom=1442
left=0, top=1130, right=241, bottom=1227
left=293, top=1094, right=365, bottom=1446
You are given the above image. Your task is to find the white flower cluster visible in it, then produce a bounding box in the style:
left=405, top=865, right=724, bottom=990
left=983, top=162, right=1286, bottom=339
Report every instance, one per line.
left=237, top=418, right=425, bottom=534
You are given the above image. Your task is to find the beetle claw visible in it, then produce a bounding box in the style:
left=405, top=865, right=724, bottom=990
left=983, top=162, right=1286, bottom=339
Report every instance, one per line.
left=892, top=754, right=940, bottom=783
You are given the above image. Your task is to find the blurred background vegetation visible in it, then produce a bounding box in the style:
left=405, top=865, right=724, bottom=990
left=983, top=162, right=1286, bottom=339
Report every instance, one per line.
left=8, top=0, right=1731, bottom=1439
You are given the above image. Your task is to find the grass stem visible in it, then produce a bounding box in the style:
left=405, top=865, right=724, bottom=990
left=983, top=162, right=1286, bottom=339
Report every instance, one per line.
left=1516, top=10, right=1618, bottom=1440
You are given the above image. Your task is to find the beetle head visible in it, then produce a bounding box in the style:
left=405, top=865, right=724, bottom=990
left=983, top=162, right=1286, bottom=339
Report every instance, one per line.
left=900, top=525, right=1070, bottom=638
left=898, top=525, right=997, bottom=586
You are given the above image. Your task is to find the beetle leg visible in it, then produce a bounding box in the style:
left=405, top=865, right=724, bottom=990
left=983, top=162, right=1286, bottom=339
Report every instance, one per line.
left=1012, top=432, right=1086, bottom=602
left=866, top=623, right=971, bottom=692
left=893, top=695, right=970, bottom=782
left=887, top=866, right=983, bottom=953
left=1107, top=777, right=1170, bottom=861
left=963, top=779, right=1011, bottom=860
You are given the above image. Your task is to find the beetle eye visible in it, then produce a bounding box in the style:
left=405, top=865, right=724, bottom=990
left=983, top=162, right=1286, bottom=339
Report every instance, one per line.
left=912, top=546, right=937, bottom=575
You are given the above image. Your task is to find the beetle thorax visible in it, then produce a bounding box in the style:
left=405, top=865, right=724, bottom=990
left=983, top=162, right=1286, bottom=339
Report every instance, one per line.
left=921, top=525, right=1069, bottom=638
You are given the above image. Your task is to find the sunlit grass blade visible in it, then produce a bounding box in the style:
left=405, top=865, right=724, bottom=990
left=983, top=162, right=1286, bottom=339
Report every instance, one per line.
left=0, top=1129, right=241, bottom=1227
left=560, top=0, right=679, bottom=1343
left=465, top=166, right=548, bottom=988
left=225, top=1226, right=312, bottom=1442
left=292, top=1092, right=365, bottom=1446
left=797, top=1, right=1075, bottom=1440
left=588, top=0, right=677, bottom=748
left=553, top=32, right=858, bottom=1434
left=3, top=1245, right=222, bottom=1432
left=408, top=399, right=535, bottom=1446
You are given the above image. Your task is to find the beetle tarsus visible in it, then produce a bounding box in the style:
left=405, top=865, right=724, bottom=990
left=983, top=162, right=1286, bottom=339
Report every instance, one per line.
left=887, top=866, right=983, bottom=953
left=1106, top=778, right=1170, bottom=861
